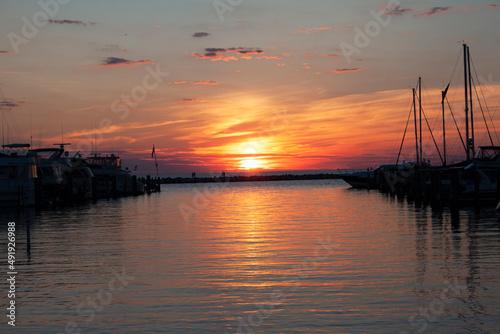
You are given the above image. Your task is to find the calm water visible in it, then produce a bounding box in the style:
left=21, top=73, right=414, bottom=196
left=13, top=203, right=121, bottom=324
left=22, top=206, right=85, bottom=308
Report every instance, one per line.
left=1, top=179, right=500, bottom=333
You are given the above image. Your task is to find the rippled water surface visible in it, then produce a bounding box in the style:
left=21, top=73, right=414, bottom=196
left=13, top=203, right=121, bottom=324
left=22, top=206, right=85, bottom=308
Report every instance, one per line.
left=1, top=179, right=500, bottom=333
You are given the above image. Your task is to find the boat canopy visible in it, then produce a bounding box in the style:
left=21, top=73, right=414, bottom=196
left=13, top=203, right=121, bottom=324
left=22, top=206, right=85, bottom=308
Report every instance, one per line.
left=473, top=146, right=500, bottom=161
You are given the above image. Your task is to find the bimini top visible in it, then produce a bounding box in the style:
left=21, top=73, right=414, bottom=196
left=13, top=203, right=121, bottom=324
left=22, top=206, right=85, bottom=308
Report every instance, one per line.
left=474, top=146, right=500, bottom=161
left=2, top=143, right=30, bottom=149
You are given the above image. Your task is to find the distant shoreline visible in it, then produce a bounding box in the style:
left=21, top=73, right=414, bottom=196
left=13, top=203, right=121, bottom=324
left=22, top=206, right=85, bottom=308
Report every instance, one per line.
left=141, top=172, right=357, bottom=184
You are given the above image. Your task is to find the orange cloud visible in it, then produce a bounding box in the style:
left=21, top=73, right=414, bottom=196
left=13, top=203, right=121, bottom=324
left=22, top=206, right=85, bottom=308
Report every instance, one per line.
left=179, top=98, right=218, bottom=103
left=331, top=68, right=366, bottom=73
left=296, top=26, right=333, bottom=34
left=191, top=47, right=264, bottom=61
left=192, top=80, right=219, bottom=85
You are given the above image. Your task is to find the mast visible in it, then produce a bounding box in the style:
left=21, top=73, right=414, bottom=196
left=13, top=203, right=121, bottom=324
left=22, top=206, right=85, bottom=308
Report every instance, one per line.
left=413, top=88, right=419, bottom=164
left=441, top=83, right=449, bottom=166
left=467, top=45, right=475, bottom=158
left=419, top=76, right=422, bottom=164
left=463, top=43, right=470, bottom=162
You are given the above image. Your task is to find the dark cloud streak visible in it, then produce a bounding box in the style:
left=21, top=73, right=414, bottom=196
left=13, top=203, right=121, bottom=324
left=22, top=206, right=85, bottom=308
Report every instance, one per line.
left=46, top=19, right=96, bottom=26
left=99, top=57, right=151, bottom=67
left=192, top=32, right=210, bottom=38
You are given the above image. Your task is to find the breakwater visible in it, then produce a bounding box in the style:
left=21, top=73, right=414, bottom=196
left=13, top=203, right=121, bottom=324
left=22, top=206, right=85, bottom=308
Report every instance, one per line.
left=140, top=172, right=348, bottom=185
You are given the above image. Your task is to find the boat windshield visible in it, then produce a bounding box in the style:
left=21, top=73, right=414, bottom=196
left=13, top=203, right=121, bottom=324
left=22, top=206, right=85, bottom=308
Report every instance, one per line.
left=474, top=146, right=500, bottom=161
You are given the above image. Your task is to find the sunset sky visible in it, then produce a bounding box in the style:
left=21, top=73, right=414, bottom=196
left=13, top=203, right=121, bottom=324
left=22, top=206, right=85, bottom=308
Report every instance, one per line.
left=1, top=0, right=500, bottom=175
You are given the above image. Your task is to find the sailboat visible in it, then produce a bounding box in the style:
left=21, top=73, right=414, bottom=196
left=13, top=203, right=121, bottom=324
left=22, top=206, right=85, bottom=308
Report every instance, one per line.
left=0, top=144, right=38, bottom=207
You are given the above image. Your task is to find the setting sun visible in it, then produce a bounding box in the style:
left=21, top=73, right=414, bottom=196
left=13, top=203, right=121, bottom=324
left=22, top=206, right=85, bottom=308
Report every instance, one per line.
left=239, top=157, right=262, bottom=170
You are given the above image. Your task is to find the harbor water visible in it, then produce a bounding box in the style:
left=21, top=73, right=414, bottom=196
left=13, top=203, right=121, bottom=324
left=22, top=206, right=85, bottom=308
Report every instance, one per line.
left=1, top=179, right=500, bottom=333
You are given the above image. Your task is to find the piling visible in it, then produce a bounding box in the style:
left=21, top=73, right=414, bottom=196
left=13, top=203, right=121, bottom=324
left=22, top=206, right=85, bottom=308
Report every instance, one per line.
left=474, top=168, right=481, bottom=208
left=132, top=175, right=137, bottom=195
left=26, top=220, right=31, bottom=258
left=66, top=175, right=74, bottom=205
left=431, top=170, right=441, bottom=208
left=92, top=177, right=98, bottom=202
left=105, top=177, right=110, bottom=199
left=35, top=177, right=42, bottom=208
left=111, top=175, right=117, bottom=199
left=497, top=168, right=500, bottom=202
left=124, top=176, right=128, bottom=197
left=450, top=169, right=460, bottom=212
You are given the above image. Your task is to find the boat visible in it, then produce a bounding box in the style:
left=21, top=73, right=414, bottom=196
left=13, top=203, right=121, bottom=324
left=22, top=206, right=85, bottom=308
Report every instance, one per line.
left=0, top=144, right=38, bottom=207
left=459, top=146, right=500, bottom=201
left=85, top=153, right=145, bottom=196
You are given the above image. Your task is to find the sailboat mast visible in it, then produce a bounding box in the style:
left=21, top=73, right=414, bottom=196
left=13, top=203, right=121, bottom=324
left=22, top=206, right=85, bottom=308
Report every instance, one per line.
left=463, top=43, right=470, bottom=162
left=413, top=88, right=419, bottom=164
left=419, top=76, right=422, bottom=164
left=467, top=45, right=475, bottom=158
left=442, top=89, right=446, bottom=166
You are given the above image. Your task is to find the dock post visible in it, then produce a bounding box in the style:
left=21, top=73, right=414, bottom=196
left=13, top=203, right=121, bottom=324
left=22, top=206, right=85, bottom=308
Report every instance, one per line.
left=66, top=175, right=74, bottom=205
left=26, top=220, right=31, bottom=258
left=132, top=175, right=137, bottom=195
left=105, top=177, right=110, bottom=199
left=497, top=168, right=500, bottom=202
left=414, top=170, right=422, bottom=205
left=35, top=177, right=42, bottom=208
left=366, top=168, right=370, bottom=190
left=92, top=177, right=98, bottom=202
left=431, top=170, right=440, bottom=208
left=474, top=168, right=480, bottom=208
left=124, top=176, right=128, bottom=197
left=111, top=175, right=117, bottom=199
left=450, top=169, right=459, bottom=212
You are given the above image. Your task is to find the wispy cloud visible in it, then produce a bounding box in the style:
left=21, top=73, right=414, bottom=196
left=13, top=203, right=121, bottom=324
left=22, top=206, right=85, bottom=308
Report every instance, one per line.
left=169, top=80, right=219, bottom=86
left=64, top=120, right=190, bottom=139
left=179, top=98, right=218, bottom=103
left=191, top=47, right=264, bottom=61
left=98, top=44, right=127, bottom=52
left=259, top=55, right=282, bottom=60
left=325, top=54, right=340, bottom=57
left=99, top=57, right=151, bottom=67
left=0, top=100, right=24, bottom=108
left=192, top=32, right=210, bottom=38
left=487, top=4, right=500, bottom=8
left=331, top=68, right=366, bottom=74
left=414, top=7, right=453, bottom=16
left=46, top=19, right=96, bottom=26
left=297, top=27, right=332, bottom=34
left=192, top=80, right=219, bottom=86
left=382, top=5, right=413, bottom=16
left=0, top=50, right=14, bottom=54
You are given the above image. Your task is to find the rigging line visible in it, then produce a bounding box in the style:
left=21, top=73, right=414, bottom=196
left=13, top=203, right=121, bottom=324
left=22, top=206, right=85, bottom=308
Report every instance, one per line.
left=396, top=103, right=413, bottom=164
left=471, top=76, right=494, bottom=146
left=445, top=46, right=464, bottom=95
left=446, top=97, right=467, bottom=155
left=421, top=106, right=444, bottom=164
left=470, top=58, right=499, bottom=144
left=421, top=80, right=442, bottom=132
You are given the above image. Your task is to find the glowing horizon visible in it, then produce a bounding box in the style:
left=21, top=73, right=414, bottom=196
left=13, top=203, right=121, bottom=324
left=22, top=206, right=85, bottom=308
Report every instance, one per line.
left=1, top=1, right=500, bottom=175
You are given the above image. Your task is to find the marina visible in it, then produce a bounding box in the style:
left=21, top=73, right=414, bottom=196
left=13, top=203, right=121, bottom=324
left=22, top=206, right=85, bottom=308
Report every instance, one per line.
left=1, top=1, right=500, bottom=333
